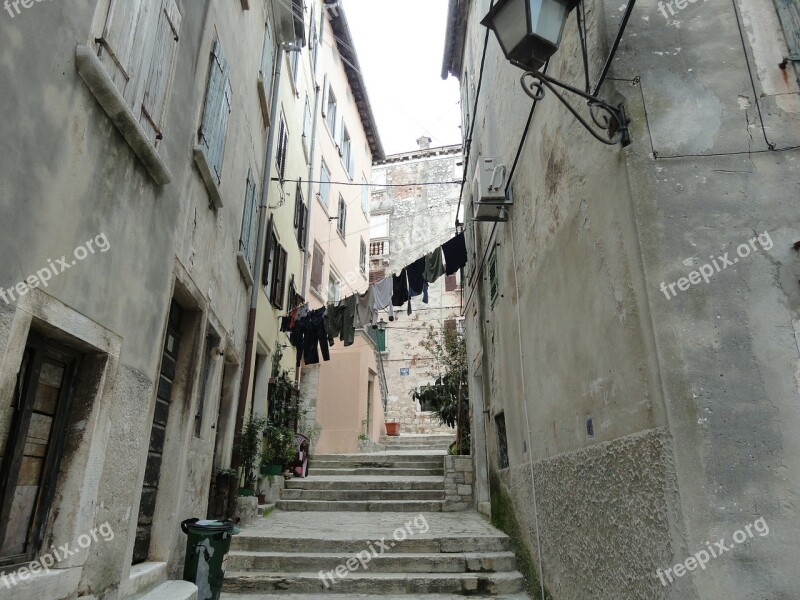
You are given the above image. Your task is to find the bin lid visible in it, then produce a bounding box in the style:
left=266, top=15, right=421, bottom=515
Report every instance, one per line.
left=186, top=519, right=239, bottom=534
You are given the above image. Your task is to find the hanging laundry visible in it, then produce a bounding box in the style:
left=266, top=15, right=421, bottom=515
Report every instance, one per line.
left=407, top=257, right=429, bottom=304
left=354, top=287, right=374, bottom=329
left=339, top=295, right=357, bottom=346
left=392, top=269, right=409, bottom=307
left=371, top=277, right=395, bottom=324
left=424, top=247, right=445, bottom=283
left=324, top=302, right=342, bottom=345
left=443, top=232, right=467, bottom=275
left=291, top=307, right=330, bottom=367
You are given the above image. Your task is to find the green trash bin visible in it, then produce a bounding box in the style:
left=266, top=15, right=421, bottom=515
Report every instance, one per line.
left=181, top=518, right=239, bottom=600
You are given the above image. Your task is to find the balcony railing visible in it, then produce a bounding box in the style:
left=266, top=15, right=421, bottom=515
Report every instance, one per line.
left=370, top=240, right=388, bottom=257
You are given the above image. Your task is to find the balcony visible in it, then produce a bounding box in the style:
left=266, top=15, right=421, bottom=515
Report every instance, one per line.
left=370, top=239, right=389, bottom=257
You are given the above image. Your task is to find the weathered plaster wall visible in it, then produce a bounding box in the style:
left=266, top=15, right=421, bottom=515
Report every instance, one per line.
left=457, top=0, right=800, bottom=596
left=0, top=0, right=266, bottom=596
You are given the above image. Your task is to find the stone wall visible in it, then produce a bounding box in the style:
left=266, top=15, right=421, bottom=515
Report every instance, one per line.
left=443, top=455, right=474, bottom=511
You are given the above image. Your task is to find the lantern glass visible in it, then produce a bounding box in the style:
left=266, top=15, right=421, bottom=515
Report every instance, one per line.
left=482, top=0, right=576, bottom=71
left=491, top=0, right=529, bottom=58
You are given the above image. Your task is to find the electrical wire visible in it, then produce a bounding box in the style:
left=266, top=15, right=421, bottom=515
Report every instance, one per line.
left=277, top=177, right=460, bottom=187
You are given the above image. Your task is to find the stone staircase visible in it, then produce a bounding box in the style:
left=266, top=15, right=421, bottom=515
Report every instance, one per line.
left=276, top=453, right=446, bottom=512
left=380, top=433, right=456, bottom=452
left=222, top=435, right=528, bottom=598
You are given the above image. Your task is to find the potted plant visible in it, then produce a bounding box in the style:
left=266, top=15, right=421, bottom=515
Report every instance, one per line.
left=260, top=423, right=296, bottom=477
left=385, top=421, right=400, bottom=436
left=238, top=415, right=268, bottom=496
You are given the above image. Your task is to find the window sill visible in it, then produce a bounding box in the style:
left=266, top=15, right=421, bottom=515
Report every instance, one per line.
left=236, top=252, right=255, bottom=288
left=257, top=73, right=271, bottom=128
left=193, top=145, right=224, bottom=209
left=310, top=286, right=326, bottom=303
left=75, top=45, right=172, bottom=186
left=315, top=193, right=330, bottom=214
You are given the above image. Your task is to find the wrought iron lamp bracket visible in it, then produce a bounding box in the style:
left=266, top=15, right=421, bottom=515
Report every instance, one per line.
left=519, top=0, right=636, bottom=147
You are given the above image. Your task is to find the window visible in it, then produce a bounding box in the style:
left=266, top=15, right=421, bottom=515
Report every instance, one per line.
left=239, top=168, right=259, bottom=270
left=370, top=213, right=388, bottom=239
left=294, top=181, right=307, bottom=249
left=302, top=95, right=312, bottom=159
left=263, top=230, right=287, bottom=309
left=198, top=39, right=233, bottom=184
left=276, top=111, right=289, bottom=182
left=325, top=86, right=338, bottom=137
left=337, top=196, right=347, bottom=238
left=289, top=45, right=300, bottom=87
left=369, top=269, right=385, bottom=285
left=445, top=274, right=459, bottom=292
left=310, top=244, right=325, bottom=295
left=361, top=175, right=369, bottom=214
left=258, top=19, right=275, bottom=125
left=495, top=412, right=510, bottom=469
left=376, top=329, right=387, bottom=352
left=328, top=272, right=341, bottom=302
left=319, top=161, right=330, bottom=207
left=96, top=0, right=182, bottom=146
left=342, top=126, right=354, bottom=179
left=370, top=240, right=388, bottom=257
left=488, top=246, right=498, bottom=307
left=359, top=239, right=367, bottom=273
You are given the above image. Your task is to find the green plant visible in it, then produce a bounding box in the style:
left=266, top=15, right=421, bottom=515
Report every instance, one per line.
left=239, top=415, right=268, bottom=490
left=215, top=468, right=237, bottom=479
left=261, top=423, right=296, bottom=468
left=358, top=433, right=369, bottom=442
left=412, top=325, right=470, bottom=454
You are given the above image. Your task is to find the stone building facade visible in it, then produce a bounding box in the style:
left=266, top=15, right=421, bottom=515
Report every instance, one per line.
left=370, top=139, right=462, bottom=436
left=0, top=0, right=301, bottom=597
left=443, top=0, right=800, bottom=598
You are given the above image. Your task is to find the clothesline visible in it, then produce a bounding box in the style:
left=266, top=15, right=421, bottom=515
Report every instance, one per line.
left=283, top=232, right=468, bottom=367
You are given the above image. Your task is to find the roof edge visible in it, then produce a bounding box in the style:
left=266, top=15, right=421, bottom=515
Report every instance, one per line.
left=441, top=0, right=471, bottom=80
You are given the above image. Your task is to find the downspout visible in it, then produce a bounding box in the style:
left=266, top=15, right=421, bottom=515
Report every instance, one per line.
left=232, top=45, right=285, bottom=472
left=301, top=9, right=325, bottom=299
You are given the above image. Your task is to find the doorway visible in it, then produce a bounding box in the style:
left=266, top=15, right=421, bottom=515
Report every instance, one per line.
left=0, top=332, right=78, bottom=568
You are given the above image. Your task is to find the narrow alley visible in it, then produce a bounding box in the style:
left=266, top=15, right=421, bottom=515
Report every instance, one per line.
left=1, top=0, right=799, bottom=599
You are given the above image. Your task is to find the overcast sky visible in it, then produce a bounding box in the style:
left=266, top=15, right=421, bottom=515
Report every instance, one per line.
left=342, top=0, right=463, bottom=156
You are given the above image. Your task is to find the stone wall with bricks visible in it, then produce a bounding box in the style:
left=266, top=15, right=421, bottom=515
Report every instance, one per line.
left=443, top=455, right=474, bottom=511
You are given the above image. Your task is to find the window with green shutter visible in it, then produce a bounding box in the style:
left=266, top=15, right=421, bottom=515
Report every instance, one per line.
left=239, top=169, right=258, bottom=271
left=376, top=329, right=387, bottom=352
left=198, top=39, right=232, bottom=185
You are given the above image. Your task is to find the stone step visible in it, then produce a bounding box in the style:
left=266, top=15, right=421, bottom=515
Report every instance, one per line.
left=276, top=499, right=444, bottom=512
left=223, top=594, right=531, bottom=599
left=380, top=441, right=454, bottom=448
left=135, top=581, right=198, bottom=600
left=310, top=467, right=443, bottom=477
left=311, top=457, right=444, bottom=467
left=227, top=551, right=517, bottom=574
left=381, top=446, right=451, bottom=452
left=281, top=489, right=445, bottom=501
left=223, top=571, right=527, bottom=595
left=286, top=477, right=443, bottom=491
left=232, top=535, right=512, bottom=554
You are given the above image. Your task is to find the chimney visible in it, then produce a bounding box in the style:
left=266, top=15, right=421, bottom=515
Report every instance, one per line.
left=417, top=136, right=432, bottom=150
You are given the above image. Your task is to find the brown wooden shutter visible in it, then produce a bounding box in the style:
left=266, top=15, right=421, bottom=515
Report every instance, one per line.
left=445, top=274, right=457, bottom=292
left=262, top=216, right=274, bottom=286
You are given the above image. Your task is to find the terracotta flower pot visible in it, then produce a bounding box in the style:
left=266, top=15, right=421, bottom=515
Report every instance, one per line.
left=385, top=422, right=400, bottom=436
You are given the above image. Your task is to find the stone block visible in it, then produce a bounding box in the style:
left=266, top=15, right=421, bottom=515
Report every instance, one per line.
left=236, top=496, right=258, bottom=527
left=458, top=484, right=472, bottom=495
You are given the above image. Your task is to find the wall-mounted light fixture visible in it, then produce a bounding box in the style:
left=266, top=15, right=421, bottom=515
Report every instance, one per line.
left=481, top=0, right=634, bottom=146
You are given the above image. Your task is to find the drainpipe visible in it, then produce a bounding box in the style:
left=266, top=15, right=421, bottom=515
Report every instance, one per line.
left=232, top=45, right=285, bottom=473
left=301, top=10, right=324, bottom=299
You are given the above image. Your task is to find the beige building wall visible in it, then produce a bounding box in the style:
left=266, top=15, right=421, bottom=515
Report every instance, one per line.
left=299, top=1, right=387, bottom=455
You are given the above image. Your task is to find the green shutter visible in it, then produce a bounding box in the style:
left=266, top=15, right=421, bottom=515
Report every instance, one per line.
left=377, top=330, right=386, bottom=352
left=773, top=0, right=800, bottom=58
left=199, top=40, right=231, bottom=184
left=240, top=169, right=258, bottom=270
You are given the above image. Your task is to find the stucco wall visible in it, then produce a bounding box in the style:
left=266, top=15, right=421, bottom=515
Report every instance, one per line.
left=0, top=0, right=268, bottom=595
left=456, top=0, right=800, bottom=597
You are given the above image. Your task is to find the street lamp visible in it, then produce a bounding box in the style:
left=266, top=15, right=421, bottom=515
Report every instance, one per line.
left=480, top=0, right=579, bottom=72
left=481, top=0, right=635, bottom=147
left=376, top=318, right=387, bottom=332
